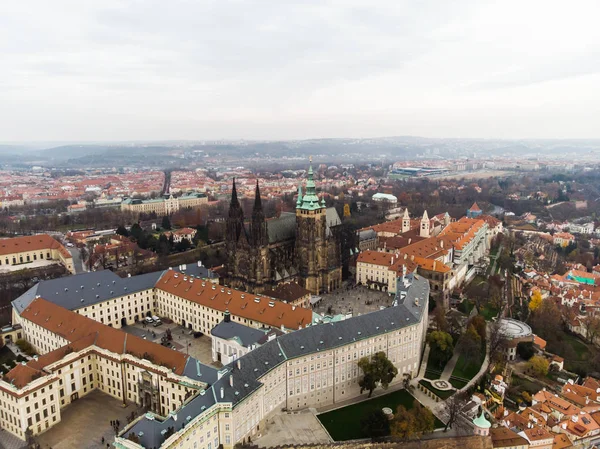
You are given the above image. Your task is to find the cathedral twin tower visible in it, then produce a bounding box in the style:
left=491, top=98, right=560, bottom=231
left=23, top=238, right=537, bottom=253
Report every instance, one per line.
left=225, top=161, right=343, bottom=295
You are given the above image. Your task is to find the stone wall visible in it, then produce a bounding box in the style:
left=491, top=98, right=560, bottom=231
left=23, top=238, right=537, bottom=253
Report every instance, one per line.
left=248, top=435, right=492, bottom=449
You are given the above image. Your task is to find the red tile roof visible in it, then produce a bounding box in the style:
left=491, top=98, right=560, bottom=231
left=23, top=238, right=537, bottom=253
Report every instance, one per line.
left=156, top=270, right=312, bottom=330
left=0, top=234, right=72, bottom=259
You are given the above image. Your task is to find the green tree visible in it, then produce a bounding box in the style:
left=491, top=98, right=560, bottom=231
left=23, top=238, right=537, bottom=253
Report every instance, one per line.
left=157, top=234, right=171, bottom=256
left=457, top=324, right=482, bottom=364
left=360, top=409, right=390, bottom=439
left=116, top=225, right=129, bottom=237
left=527, top=355, right=549, bottom=378
left=130, top=223, right=143, bottom=241
left=358, top=351, right=398, bottom=398
left=468, top=315, right=487, bottom=342
left=175, top=238, right=192, bottom=252
left=517, top=341, right=535, bottom=360
left=162, top=215, right=172, bottom=230
left=390, top=401, right=435, bottom=439
left=427, top=331, right=454, bottom=368
left=390, top=405, right=416, bottom=440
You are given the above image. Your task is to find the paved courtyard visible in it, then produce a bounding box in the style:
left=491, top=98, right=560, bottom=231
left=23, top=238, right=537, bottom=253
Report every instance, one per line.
left=36, top=390, right=142, bottom=449
left=255, top=409, right=331, bottom=448
left=121, top=321, right=218, bottom=367
left=313, top=283, right=394, bottom=317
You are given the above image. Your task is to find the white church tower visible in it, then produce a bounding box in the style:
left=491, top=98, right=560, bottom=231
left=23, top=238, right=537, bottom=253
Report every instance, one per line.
left=402, top=208, right=411, bottom=233
left=420, top=210, right=430, bottom=238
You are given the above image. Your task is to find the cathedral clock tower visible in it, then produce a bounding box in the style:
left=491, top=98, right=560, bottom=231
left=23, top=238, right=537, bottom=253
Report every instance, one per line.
left=296, top=157, right=332, bottom=294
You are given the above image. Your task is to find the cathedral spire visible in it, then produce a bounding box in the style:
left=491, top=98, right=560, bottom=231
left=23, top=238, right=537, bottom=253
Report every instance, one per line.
left=230, top=178, right=240, bottom=210
left=297, top=156, right=321, bottom=211
left=251, top=179, right=267, bottom=247
left=253, top=180, right=262, bottom=212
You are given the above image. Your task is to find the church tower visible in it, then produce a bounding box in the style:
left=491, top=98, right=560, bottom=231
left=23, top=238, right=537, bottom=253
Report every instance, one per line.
left=250, top=180, right=267, bottom=247
left=402, top=208, right=411, bottom=233
left=420, top=210, right=430, bottom=238
left=295, top=158, right=340, bottom=294
left=249, top=180, right=268, bottom=291
left=226, top=178, right=244, bottom=243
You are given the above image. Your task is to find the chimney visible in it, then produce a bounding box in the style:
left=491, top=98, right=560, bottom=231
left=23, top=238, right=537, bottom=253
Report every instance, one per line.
left=236, top=359, right=241, bottom=370
left=224, top=310, right=231, bottom=323
left=433, top=261, right=437, bottom=271
left=220, top=387, right=224, bottom=399
left=229, top=375, right=233, bottom=387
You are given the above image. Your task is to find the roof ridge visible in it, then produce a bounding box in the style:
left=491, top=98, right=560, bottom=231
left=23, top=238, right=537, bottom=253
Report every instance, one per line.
left=277, top=339, right=288, bottom=360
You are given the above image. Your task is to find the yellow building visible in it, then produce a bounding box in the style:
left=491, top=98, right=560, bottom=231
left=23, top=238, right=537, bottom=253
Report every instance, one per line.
left=0, top=234, right=75, bottom=274
left=121, top=193, right=208, bottom=216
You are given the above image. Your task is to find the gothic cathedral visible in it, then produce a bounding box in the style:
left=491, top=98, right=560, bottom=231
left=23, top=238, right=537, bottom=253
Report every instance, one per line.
left=225, top=160, right=342, bottom=295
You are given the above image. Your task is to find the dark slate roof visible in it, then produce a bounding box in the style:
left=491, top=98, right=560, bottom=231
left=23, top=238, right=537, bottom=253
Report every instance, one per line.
left=127, top=389, right=217, bottom=449
left=182, top=357, right=219, bottom=386
left=211, top=320, right=268, bottom=348
left=172, top=263, right=217, bottom=279
left=358, top=229, right=377, bottom=241
left=266, top=212, right=296, bottom=243
left=12, top=270, right=166, bottom=313
left=121, top=274, right=428, bottom=448
left=325, top=207, right=342, bottom=229
left=277, top=275, right=428, bottom=359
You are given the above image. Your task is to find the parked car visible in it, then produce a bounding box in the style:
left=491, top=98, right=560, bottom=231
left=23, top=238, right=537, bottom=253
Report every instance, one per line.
left=153, top=320, right=162, bottom=327
left=151, top=315, right=160, bottom=322
left=193, top=331, right=203, bottom=338
left=144, top=317, right=154, bottom=324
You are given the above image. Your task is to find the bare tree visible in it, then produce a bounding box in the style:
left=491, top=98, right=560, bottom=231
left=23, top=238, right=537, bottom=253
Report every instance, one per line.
left=442, top=391, right=470, bottom=432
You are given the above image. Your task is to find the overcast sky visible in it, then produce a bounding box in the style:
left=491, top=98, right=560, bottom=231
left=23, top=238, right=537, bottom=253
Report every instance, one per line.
left=1, top=0, right=599, bottom=141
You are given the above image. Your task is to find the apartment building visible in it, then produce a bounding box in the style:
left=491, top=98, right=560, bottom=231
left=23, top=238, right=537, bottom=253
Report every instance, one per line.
left=121, top=192, right=208, bottom=216
left=115, top=273, right=429, bottom=449
left=0, top=234, right=75, bottom=274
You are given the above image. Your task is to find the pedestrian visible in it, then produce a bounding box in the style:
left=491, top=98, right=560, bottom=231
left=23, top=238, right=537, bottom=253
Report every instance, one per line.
left=102, top=437, right=105, bottom=444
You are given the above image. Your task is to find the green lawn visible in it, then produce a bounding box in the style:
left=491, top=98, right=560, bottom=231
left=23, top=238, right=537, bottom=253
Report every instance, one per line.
left=419, top=380, right=455, bottom=399
left=546, top=332, right=592, bottom=373
left=449, top=377, right=469, bottom=389
left=424, top=347, right=450, bottom=380
left=479, top=304, right=499, bottom=321
left=317, top=390, right=443, bottom=441
left=458, top=300, right=474, bottom=315
left=451, top=351, right=484, bottom=382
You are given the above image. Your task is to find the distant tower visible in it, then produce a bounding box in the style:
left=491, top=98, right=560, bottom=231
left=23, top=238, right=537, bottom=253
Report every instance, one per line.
left=472, top=409, right=491, bottom=436
left=420, top=210, right=430, bottom=238
left=402, top=208, right=411, bottom=233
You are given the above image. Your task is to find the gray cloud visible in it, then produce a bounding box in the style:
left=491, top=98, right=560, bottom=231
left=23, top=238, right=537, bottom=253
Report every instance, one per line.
left=0, top=0, right=599, bottom=140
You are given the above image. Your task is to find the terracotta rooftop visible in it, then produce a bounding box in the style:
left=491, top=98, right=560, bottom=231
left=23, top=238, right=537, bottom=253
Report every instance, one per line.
left=490, top=427, right=529, bottom=448
left=553, top=433, right=573, bottom=449
left=156, top=270, right=312, bottom=330
left=3, top=363, right=45, bottom=389
left=18, top=298, right=189, bottom=376
left=0, top=234, right=72, bottom=259
left=263, top=282, right=311, bottom=303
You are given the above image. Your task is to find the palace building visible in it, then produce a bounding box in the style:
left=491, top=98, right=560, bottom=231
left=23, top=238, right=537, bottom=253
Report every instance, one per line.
left=225, top=160, right=343, bottom=295
left=121, top=192, right=208, bottom=216
left=1, top=266, right=429, bottom=449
